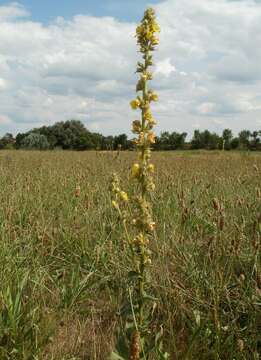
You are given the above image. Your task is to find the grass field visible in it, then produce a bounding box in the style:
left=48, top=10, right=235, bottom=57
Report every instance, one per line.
left=0, top=150, right=260, bottom=359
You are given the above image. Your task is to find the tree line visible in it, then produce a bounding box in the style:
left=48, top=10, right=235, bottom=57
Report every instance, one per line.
left=0, top=120, right=260, bottom=151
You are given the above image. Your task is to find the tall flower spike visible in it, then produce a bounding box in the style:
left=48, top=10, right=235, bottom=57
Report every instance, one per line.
left=111, top=8, right=168, bottom=360
left=129, top=5, right=160, bottom=355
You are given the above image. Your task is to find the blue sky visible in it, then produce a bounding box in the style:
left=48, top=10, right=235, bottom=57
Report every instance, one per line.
left=0, top=0, right=261, bottom=137
left=2, top=0, right=162, bottom=23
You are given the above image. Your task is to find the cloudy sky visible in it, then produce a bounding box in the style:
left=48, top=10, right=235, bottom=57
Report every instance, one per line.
left=0, top=0, right=261, bottom=137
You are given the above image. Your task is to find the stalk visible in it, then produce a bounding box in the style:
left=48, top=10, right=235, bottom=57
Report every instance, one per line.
left=110, top=8, right=166, bottom=360
left=129, top=6, right=160, bottom=353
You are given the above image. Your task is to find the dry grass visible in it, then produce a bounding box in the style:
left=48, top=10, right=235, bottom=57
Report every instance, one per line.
left=0, top=150, right=260, bottom=359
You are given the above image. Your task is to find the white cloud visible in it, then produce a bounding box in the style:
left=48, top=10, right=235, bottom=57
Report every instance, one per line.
left=0, top=1, right=261, bottom=137
left=0, top=2, right=29, bottom=20
left=0, top=114, right=12, bottom=124
left=0, top=78, right=7, bottom=90
left=155, top=58, right=176, bottom=77
left=197, top=102, right=217, bottom=115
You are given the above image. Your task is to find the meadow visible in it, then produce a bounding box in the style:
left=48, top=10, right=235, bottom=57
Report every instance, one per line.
left=0, top=150, right=260, bottom=359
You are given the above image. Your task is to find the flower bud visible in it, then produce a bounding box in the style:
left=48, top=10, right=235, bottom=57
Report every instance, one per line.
left=131, top=163, right=141, bottom=178
left=132, top=120, right=141, bottom=134
left=112, top=200, right=118, bottom=209
left=147, top=164, right=155, bottom=173
left=120, top=191, right=128, bottom=202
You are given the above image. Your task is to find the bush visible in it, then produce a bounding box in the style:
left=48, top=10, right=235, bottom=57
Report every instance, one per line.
left=21, top=133, right=50, bottom=150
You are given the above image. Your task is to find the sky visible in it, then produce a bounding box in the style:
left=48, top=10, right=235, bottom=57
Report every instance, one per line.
left=0, top=0, right=261, bottom=137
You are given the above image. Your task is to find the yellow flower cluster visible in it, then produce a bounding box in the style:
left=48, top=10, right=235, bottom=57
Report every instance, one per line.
left=136, top=8, right=160, bottom=50
left=110, top=173, right=129, bottom=214
left=129, top=9, right=160, bottom=274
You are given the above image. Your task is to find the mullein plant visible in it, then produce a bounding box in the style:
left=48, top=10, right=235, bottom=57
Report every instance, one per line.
left=110, top=8, right=169, bottom=360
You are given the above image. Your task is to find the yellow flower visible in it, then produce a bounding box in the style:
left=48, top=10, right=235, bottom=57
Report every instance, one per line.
left=138, top=132, right=145, bottom=144
left=130, top=99, right=141, bottom=110
left=147, top=164, right=155, bottom=173
left=148, top=182, right=156, bottom=191
left=151, top=37, right=159, bottom=46
left=150, top=92, right=158, bottom=102
left=120, top=191, right=128, bottom=202
left=144, top=109, right=153, bottom=121
left=134, top=232, right=145, bottom=246
left=131, top=163, right=140, bottom=177
left=145, top=30, right=153, bottom=41
left=147, top=132, right=156, bottom=144
left=146, top=116, right=157, bottom=128
left=151, top=22, right=160, bottom=33
left=112, top=200, right=118, bottom=209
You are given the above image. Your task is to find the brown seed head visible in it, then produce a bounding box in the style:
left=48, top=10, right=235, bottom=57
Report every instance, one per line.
left=212, top=198, right=220, bottom=211
left=129, top=330, right=140, bottom=360
left=75, top=185, right=81, bottom=197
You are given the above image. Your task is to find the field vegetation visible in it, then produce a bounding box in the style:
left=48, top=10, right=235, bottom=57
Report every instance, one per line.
left=0, top=150, right=260, bottom=359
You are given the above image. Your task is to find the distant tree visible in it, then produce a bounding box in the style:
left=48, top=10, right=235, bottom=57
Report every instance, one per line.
left=12, top=119, right=261, bottom=152
left=0, top=133, right=15, bottom=149
left=207, top=132, right=221, bottom=150
left=169, top=132, right=187, bottom=150
left=40, top=120, right=95, bottom=150
left=191, top=130, right=202, bottom=149
left=157, top=131, right=171, bottom=150
left=238, top=130, right=251, bottom=149
left=250, top=131, right=260, bottom=150
left=101, top=136, right=114, bottom=150
left=231, top=137, right=240, bottom=149
left=21, top=133, right=50, bottom=150
left=15, top=133, right=28, bottom=149
left=113, top=134, right=128, bottom=150
left=191, top=130, right=221, bottom=150
left=222, top=129, right=233, bottom=150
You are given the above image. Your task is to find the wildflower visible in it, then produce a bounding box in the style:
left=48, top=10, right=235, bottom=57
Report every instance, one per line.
left=120, top=191, right=128, bottom=202
left=147, top=132, right=156, bottom=144
left=111, top=200, right=118, bottom=209
left=111, top=7, right=165, bottom=359
left=131, top=163, right=141, bottom=178
left=147, top=181, right=155, bottom=191
left=151, top=36, right=159, bottom=45
left=151, top=22, right=160, bottom=33
left=146, top=72, right=153, bottom=80
left=138, top=132, right=145, bottom=144
left=134, top=232, right=146, bottom=246
left=147, top=164, right=155, bottom=173
left=149, top=92, right=158, bottom=102
left=144, top=110, right=157, bottom=126
left=130, top=98, right=141, bottom=110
